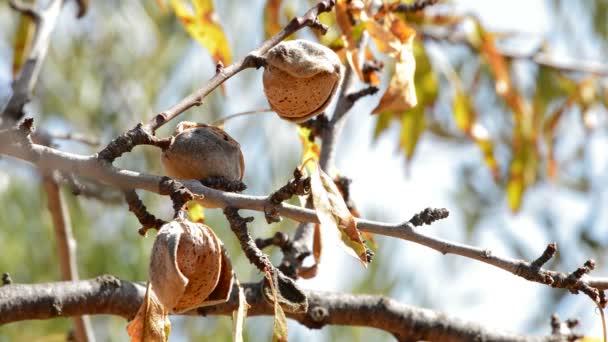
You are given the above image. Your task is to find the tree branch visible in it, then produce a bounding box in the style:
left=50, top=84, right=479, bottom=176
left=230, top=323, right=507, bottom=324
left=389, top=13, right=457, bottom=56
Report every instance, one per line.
left=1, top=133, right=608, bottom=294
left=422, top=30, right=608, bottom=77
left=0, top=277, right=577, bottom=341
left=41, top=176, right=95, bottom=342
left=3, top=0, right=65, bottom=122
left=103, top=0, right=336, bottom=140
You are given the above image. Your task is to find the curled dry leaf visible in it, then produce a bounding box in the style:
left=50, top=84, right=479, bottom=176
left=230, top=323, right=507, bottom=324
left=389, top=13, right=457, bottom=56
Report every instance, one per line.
left=263, top=40, right=342, bottom=122
left=232, top=283, right=250, bottom=342
left=335, top=0, right=363, bottom=80
left=309, top=163, right=368, bottom=266
left=161, top=121, right=244, bottom=181
left=265, top=271, right=288, bottom=342
left=149, top=219, right=234, bottom=314
left=127, top=282, right=171, bottom=342
left=366, top=16, right=418, bottom=114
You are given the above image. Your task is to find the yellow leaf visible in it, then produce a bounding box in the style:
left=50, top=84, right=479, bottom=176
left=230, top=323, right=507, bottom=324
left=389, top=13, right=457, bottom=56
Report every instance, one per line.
left=309, top=163, right=368, bottom=266
left=264, top=0, right=282, bottom=38
left=232, top=284, right=249, bottom=342
left=265, top=271, right=288, bottom=342
left=452, top=89, right=474, bottom=132
left=12, top=14, right=35, bottom=79
left=298, top=126, right=320, bottom=172
left=186, top=200, right=205, bottom=223
left=169, top=0, right=232, bottom=66
left=127, top=283, right=171, bottom=342
left=581, top=338, right=604, bottom=342
left=452, top=90, right=499, bottom=180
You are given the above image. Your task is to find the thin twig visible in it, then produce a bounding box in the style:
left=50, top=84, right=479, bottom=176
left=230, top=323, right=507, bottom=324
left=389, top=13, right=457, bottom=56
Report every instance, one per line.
left=210, top=108, right=273, bottom=127
left=423, top=30, right=608, bottom=77
left=391, top=0, right=441, bottom=13
left=96, top=0, right=336, bottom=163
left=123, top=190, right=167, bottom=236
left=264, top=168, right=310, bottom=223
left=141, top=0, right=336, bottom=134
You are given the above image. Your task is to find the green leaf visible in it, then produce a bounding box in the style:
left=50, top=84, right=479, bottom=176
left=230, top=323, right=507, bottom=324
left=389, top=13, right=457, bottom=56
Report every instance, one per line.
left=400, top=106, right=426, bottom=161
left=507, top=131, right=538, bottom=212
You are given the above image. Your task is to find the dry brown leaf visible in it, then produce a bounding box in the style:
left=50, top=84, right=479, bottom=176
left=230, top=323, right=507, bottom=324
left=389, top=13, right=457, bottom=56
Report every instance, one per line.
left=127, top=283, right=171, bottom=342
left=232, top=283, right=250, bottom=342
left=265, top=271, right=288, bottom=342
left=372, top=40, right=417, bottom=114
left=366, top=16, right=418, bottom=114
left=309, top=163, right=368, bottom=266
left=335, top=0, right=363, bottom=80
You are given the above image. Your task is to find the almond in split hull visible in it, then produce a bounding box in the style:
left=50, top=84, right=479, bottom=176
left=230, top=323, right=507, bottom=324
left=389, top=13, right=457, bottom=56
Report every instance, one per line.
left=262, top=40, right=342, bottom=123
left=161, top=122, right=244, bottom=181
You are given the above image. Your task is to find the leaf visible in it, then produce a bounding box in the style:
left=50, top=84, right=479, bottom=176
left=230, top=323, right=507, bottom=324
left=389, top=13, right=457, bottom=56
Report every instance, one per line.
left=12, top=14, right=35, bottom=79
left=452, top=90, right=499, bottom=180
left=297, top=223, right=322, bottom=279
left=264, top=0, right=282, bottom=38
left=362, top=46, right=381, bottom=86
left=372, top=44, right=417, bottom=114
left=298, top=126, right=320, bottom=173
left=265, top=271, right=288, bottom=342
left=368, top=15, right=418, bottom=114
left=373, top=40, right=436, bottom=145
left=155, top=0, right=167, bottom=11
left=186, top=201, right=205, bottom=223
left=232, top=283, right=249, bottom=342
left=309, top=163, right=368, bottom=266
left=471, top=22, right=511, bottom=97
left=335, top=0, right=363, bottom=80
left=542, top=98, right=574, bottom=180
left=399, top=106, right=426, bottom=161
left=169, top=0, right=232, bottom=66
left=127, top=283, right=171, bottom=342
left=506, top=132, right=538, bottom=212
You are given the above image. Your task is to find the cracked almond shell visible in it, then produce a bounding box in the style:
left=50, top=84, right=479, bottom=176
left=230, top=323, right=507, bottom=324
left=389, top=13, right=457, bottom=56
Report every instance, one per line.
left=161, top=122, right=244, bottom=181
left=263, top=40, right=342, bottom=122
left=149, top=220, right=234, bottom=313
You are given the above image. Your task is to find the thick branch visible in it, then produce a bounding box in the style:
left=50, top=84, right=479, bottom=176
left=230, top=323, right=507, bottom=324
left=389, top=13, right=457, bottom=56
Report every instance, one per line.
left=0, top=277, right=572, bottom=341
left=2, top=138, right=608, bottom=293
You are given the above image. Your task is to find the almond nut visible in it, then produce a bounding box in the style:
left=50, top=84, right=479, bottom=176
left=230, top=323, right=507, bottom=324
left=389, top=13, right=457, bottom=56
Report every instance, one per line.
left=161, top=121, right=244, bottom=181
left=263, top=40, right=342, bottom=122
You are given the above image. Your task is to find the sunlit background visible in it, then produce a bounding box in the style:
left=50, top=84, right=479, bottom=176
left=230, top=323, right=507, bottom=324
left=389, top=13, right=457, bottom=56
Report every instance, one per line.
left=1, top=0, right=607, bottom=341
